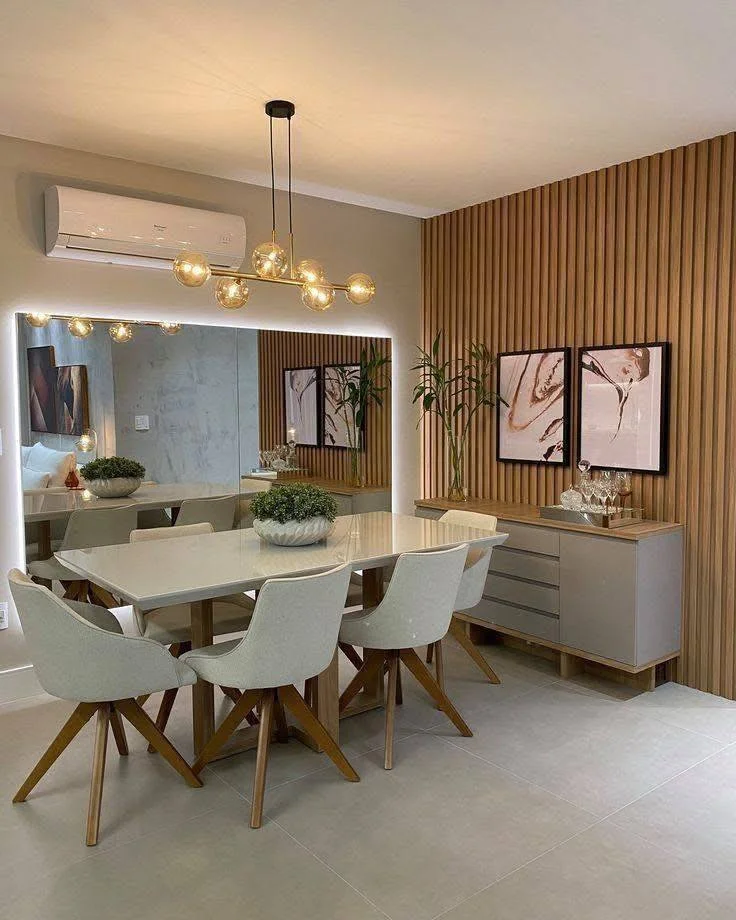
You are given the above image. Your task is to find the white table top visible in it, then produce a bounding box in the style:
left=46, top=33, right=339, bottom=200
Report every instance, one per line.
left=57, top=511, right=508, bottom=610
left=24, top=482, right=238, bottom=523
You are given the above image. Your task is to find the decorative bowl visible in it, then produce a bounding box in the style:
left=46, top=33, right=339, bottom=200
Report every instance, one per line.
left=86, top=477, right=143, bottom=498
left=253, top=515, right=334, bottom=546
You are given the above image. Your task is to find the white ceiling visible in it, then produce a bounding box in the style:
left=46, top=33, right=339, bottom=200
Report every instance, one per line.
left=1, top=0, right=735, bottom=217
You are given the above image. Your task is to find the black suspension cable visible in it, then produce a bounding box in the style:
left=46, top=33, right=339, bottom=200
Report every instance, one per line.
left=269, top=114, right=276, bottom=238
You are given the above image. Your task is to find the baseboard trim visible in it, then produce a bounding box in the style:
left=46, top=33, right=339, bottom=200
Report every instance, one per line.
left=0, top=664, right=43, bottom=704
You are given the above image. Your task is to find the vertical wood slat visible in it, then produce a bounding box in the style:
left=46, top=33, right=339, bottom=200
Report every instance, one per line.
left=421, top=131, right=736, bottom=699
left=257, top=331, right=391, bottom=487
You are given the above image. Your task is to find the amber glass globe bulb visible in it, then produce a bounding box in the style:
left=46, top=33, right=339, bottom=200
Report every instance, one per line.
left=68, top=317, right=94, bottom=338
left=108, top=322, right=134, bottom=343
left=345, top=272, right=376, bottom=305
left=294, top=259, right=325, bottom=285
left=173, top=251, right=211, bottom=287
left=252, top=241, right=288, bottom=279
left=301, top=282, right=336, bottom=312
left=25, top=312, right=51, bottom=328
left=159, top=322, right=182, bottom=335
left=215, top=277, right=250, bottom=309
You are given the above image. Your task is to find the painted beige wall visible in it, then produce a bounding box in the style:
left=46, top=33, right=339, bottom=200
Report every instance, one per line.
left=0, top=134, right=421, bottom=690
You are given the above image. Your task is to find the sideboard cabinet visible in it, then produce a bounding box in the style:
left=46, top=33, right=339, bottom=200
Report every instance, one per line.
left=415, top=499, right=683, bottom=688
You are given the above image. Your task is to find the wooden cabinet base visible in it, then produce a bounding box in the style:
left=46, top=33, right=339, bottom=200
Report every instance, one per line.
left=455, top=614, right=678, bottom=693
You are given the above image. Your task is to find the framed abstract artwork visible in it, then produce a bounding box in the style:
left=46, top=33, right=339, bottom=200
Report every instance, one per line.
left=283, top=366, right=319, bottom=446
left=28, top=346, right=89, bottom=436
left=323, top=363, right=361, bottom=449
left=497, top=348, right=571, bottom=465
left=577, top=342, right=670, bottom=474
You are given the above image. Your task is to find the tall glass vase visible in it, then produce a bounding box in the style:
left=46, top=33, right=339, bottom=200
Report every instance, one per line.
left=447, top=443, right=468, bottom=502
left=348, top=447, right=365, bottom=488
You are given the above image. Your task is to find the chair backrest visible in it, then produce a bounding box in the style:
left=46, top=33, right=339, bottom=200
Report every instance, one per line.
left=356, top=544, right=469, bottom=648
left=7, top=568, right=186, bottom=702
left=175, top=495, right=237, bottom=532
left=130, top=521, right=213, bottom=544
left=440, top=510, right=497, bottom=611
left=61, top=505, right=139, bottom=551
left=186, top=563, right=353, bottom=689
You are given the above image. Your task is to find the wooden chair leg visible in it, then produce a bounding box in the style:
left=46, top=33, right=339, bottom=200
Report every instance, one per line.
left=190, top=689, right=262, bottom=774
left=280, top=685, right=359, bottom=782
left=109, top=706, right=129, bottom=756
left=338, top=652, right=386, bottom=712
left=86, top=704, right=110, bottom=846
left=13, top=702, right=98, bottom=803
left=384, top=652, right=399, bottom=769
left=449, top=617, right=501, bottom=684
left=434, top=639, right=445, bottom=708
left=399, top=648, right=473, bottom=737
left=136, top=694, right=150, bottom=707
left=220, top=686, right=242, bottom=704
left=274, top=693, right=290, bottom=743
left=339, top=642, right=364, bottom=670
left=146, top=687, right=178, bottom=753
left=251, top=690, right=275, bottom=829
left=88, top=584, right=119, bottom=609
left=395, top=661, right=403, bottom=705
left=115, top=699, right=203, bottom=788
left=426, top=642, right=434, bottom=664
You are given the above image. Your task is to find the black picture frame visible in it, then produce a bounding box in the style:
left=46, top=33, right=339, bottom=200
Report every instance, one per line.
left=322, top=362, right=363, bottom=450
left=283, top=366, right=320, bottom=447
left=577, top=341, right=670, bottom=474
left=496, top=347, right=571, bottom=465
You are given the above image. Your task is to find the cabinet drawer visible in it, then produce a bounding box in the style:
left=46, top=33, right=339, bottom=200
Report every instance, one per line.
left=473, top=598, right=560, bottom=643
left=496, top=520, right=559, bottom=557
left=490, top=547, right=560, bottom=586
left=485, top=572, right=559, bottom=615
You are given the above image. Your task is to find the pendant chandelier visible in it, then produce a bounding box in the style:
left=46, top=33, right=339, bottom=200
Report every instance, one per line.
left=172, top=100, right=376, bottom=312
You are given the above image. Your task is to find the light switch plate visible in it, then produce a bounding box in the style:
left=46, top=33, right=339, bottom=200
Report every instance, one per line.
left=0, top=602, right=8, bottom=630
left=134, top=415, right=150, bottom=431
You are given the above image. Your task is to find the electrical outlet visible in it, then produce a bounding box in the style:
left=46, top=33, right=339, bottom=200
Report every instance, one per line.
left=134, top=415, right=150, bottom=431
left=0, top=602, right=8, bottom=630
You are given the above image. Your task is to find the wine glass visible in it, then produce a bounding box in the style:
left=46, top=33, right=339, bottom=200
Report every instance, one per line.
left=599, top=470, right=616, bottom=513
left=578, top=471, right=594, bottom=510
left=591, top=476, right=607, bottom=512
left=616, top=471, right=632, bottom=509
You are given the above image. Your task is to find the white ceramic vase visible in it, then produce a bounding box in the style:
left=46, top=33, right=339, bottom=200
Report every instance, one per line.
left=86, top=477, right=143, bottom=498
left=253, top=516, right=334, bottom=546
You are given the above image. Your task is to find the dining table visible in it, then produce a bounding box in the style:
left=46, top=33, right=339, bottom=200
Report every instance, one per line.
left=57, top=511, right=508, bottom=759
left=24, top=482, right=239, bottom=559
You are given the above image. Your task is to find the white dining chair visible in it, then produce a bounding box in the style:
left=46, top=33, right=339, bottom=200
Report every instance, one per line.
left=27, top=505, right=139, bottom=605
left=175, top=495, right=237, bottom=531
left=425, top=510, right=501, bottom=689
left=339, top=544, right=471, bottom=769
left=126, top=523, right=256, bottom=740
left=181, top=562, right=357, bottom=829
left=7, top=569, right=202, bottom=847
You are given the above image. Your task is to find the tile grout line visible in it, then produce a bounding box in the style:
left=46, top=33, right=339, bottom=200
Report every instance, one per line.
left=267, top=815, right=393, bottom=920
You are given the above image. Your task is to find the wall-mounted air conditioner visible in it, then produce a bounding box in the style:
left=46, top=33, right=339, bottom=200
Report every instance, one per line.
left=44, top=186, right=246, bottom=271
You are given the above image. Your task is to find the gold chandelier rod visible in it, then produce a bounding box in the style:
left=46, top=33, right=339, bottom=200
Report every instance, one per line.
left=209, top=266, right=350, bottom=292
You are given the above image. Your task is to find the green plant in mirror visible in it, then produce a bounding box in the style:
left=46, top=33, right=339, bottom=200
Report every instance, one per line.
left=250, top=483, right=338, bottom=524
left=80, top=456, right=146, bottom=481
left=330, top=344, right=390, bottom=487
left=412, top=331, right=504, bottom=501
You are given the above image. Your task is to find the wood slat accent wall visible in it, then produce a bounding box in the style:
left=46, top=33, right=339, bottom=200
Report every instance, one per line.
left=422, top=131, right=736, bottom=698
left=258, top=330, right=391, bottom=486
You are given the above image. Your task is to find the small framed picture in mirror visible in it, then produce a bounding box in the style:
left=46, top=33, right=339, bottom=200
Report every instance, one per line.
left=283, top=366, right=320, bottom=446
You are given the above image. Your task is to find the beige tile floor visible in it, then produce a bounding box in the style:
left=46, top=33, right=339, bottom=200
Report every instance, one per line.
left=2, top=639, right=736, bottom=920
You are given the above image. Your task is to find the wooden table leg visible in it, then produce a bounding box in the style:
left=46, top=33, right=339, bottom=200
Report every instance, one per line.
left=190, top=598, right=214, bottom=757
left=295, top=648, right=340, bottom=752
left=37, top=521, right=52, bottom=560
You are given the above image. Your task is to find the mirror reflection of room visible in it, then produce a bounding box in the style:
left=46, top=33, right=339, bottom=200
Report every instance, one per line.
left=17, top=316, right=392, bottom=573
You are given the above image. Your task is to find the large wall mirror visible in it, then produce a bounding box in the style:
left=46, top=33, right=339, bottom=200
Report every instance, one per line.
left=16, top=315, right=391, bottom=570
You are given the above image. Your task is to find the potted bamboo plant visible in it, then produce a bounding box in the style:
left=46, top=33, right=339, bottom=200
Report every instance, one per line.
left=412, top=331, right=503, bottom=501
left=326, top=344, right=390, bottom=487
